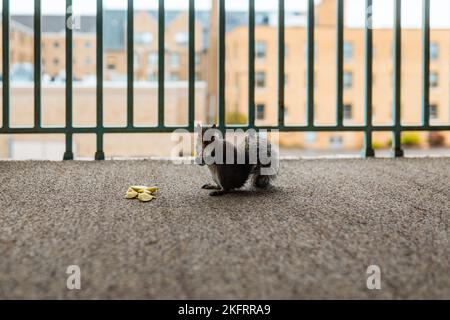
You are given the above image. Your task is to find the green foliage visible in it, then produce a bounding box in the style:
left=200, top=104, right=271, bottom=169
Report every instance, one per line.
left=401, top=133, right=421, bottom=147
left=226, top=112, right=248, bottom=125
left=372, top=141, right=386, bottom=150
left=388, top=133, right=421, bottom=147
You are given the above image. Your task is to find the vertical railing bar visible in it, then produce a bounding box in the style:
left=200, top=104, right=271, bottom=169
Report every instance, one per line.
left=127, top=0, right=134, bottom=129
left=248, top=0, right=255, bottom=128
left=278, top=0, right=285, bottom=127
left=363, top=0, right=375, bottom=157
left=306, top=0, right=315, bottom=127
left=158, top=0, right=165, bottom=128
left=2, top=0, right=10, bottom=130
left=95, top=0, right=105, bottom=160
left=336, top=0, right=344, bottom=127
left=218, top=0, right=225, bottom=131
left=422, top=0, right=430, bottom=128
left=392, top=0, right=404, bottom=157
left=34, top=0, right=41, bottom=129
left=188, top=0, right=195, bottom=130
left=64, top=0, right=74, bottom=160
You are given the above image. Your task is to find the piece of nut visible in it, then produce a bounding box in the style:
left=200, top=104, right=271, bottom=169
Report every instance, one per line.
left=125, top=189, right=139, bottom=199
left=143, top=190, right=157, bottom=198
left=130, top=186, right=147, bottom=193
left=138, top=192, right=154, bottom=202
left=146, top=186, right=158, bottom=194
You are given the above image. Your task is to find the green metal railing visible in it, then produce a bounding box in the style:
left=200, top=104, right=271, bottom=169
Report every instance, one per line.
left=0, top=0, right=448, bottom=160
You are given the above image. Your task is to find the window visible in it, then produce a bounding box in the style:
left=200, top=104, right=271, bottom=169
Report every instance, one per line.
left=256, top=104, right=266, bottom=120
left=106, top=57, right=116, bottom=70
left=430, top=43, right=439, bottom=60
left=329, top=136, right=344, bottom=149
left=344, top=42, right=353, bottom=60
left=53, top=58, right=59, bottom=66
left=170, top=53, right=180, bottom=68
left=85, top=41, right=92, bottom=48
left=169, top=72, right=179, bottom=81
left=135, top=32, right=153, bottom=45
left=343, top=71, right=353, bottom=89
left=54, top=41, right=60, bottom=48
left=258, top=14, right=270, bottom=25
left=175, top=32, right=188, bottom=45
left=429, top=104, right=438, bottom=119
left=148, top=53, right=158, bottom=65
left=430, top=72, right=438, bottom=87
left=195, top=54, right=201, bottom=65
left=256, top=41, right=267, bottom=59
left=305, top=132, right=316, bottom=143
left=147, top=72, right=157, bottom=81
left=256, top=72, right=266, bottom=88
left=85, top=57, right=92, bottom=65
left=343, top=104, right=353, bottom=120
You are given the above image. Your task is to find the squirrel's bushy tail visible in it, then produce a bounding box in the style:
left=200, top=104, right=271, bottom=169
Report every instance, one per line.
left=244, top=135, right=279, bottom=190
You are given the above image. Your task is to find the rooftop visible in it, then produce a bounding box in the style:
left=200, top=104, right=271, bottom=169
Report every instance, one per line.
left=1, top=158, right=449, bottom=299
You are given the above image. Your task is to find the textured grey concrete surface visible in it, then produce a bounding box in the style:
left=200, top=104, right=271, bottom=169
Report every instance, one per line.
left=0, top=159, right=449, bottom=300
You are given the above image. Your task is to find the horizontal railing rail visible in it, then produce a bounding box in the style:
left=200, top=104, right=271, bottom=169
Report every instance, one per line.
left=0, top=0, right=448, bottom=160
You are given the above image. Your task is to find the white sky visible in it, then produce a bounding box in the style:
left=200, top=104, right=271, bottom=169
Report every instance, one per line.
left=1, top=0, right=449, bottom=28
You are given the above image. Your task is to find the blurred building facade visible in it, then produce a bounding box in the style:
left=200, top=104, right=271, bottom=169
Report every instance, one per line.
left=0, top=0, right=449, bottom=159
left=225, top=0, right=450, bottom=149
left=1, top=11, right=207, bottom=82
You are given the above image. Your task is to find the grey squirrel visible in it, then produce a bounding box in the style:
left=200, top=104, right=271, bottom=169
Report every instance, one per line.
left=196, top=124, right=278, bottom=196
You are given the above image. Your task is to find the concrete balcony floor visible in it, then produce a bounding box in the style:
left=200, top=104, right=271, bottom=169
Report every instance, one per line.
left=0, top=158, right=449, bottom=299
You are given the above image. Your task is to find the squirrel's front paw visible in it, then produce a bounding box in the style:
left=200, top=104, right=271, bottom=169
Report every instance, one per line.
left=209, top=190, right=228, bottom=197
left=202, top=184, right=220, bottom=190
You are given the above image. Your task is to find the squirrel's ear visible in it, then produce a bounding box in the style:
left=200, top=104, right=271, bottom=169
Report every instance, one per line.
left=212, top=124, right=217, bottom=129
left=196, top=123, right=201, bottom=131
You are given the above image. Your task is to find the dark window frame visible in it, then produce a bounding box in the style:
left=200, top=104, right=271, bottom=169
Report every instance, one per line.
left=256, top=103, right=266, bottom=120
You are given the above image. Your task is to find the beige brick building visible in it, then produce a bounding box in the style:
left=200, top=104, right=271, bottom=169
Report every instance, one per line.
left=0, top=11, right=208, bottom=159
left=225, top=0, right=450, bottom=149
left=1, top=11, right=206, bottom=82
left=0, top=2, right=449, bottom=159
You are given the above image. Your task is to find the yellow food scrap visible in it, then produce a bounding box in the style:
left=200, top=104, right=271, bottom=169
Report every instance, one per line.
left=146, top=186, right=158, bottom=194
left=138, top=192, right=154, bottom=202
left=126, top=185, right=158, bottom=202
left=130, top=186, right=148, bottom=193
left=125, top=188, right=139, bottom=199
